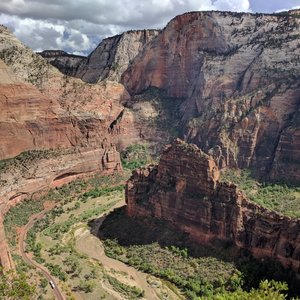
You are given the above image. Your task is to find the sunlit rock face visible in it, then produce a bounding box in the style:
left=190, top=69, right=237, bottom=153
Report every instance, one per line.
left=126, top=140, right=300, bottom=273
left=123, top=11, right=300, bottom=182
left=74, top=29, right=160, bottom=83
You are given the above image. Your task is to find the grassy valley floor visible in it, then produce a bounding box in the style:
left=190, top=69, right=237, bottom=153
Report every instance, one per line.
left=3, top=153, right=300, bottom=299
left=4, top=171, right=180, bottom=300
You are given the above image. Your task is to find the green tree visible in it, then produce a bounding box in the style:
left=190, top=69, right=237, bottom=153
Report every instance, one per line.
left=204, top=280, right=288, bottom=300
left=78, top=280, right=96, bottom=293
left=0, top=268, right=36, bottom=300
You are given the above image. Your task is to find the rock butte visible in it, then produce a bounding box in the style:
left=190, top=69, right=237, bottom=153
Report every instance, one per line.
left=126, top=139, right=300, bottom=274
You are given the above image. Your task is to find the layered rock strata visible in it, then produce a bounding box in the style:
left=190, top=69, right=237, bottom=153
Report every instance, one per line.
left=0, top=143, right=121, bottom=270
left=126, top=140, right=300, bottom=273
left=123, top=10, right=300, bottom=182
left=0, top=26, right=127, bottom=270
left=0, top=26, right=148, bottom=158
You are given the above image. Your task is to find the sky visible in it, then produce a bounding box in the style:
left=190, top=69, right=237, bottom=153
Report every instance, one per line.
left=0, top=0, right=299, bottom=56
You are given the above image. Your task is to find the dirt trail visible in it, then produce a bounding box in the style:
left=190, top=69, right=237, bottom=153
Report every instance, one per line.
left=76, top=228, right=161, bottom=299
left=75, top=201, right=181, bottom=300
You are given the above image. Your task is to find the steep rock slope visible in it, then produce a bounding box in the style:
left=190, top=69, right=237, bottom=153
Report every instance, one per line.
left=38, top=50, right=86, bottom=77
left=126, top=140, right=300, bottom=273
left=75, top=29, right=159, bottom=83
left=0, top=26, right=126, bottom=270
left=0, top=25, right=140, bottom=159
left=123, top=11, right=300, bottom=182
left=0, top=59, right=78, bottom=159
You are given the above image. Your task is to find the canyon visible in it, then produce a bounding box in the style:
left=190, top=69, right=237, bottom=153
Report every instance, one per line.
left=0, top=7, right=299, bottom=298
left=39, top=10, right=300, bottom=183
left=126, top=139, right=300, bottom=273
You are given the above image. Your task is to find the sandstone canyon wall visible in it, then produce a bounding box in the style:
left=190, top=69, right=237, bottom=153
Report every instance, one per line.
left=123, top=11, right=300, bottom=183
left=0, top=25, right=126, bottom=270
left=75, top=29, right=159, bottom=83
left=0, top=25, right=145, bottom=160
left=126, top=140, right=300, bottom=273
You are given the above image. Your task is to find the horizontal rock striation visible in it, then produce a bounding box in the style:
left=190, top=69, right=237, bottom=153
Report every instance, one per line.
left=126, top=139, right=300, bottom=273
left=0, top=143, right=121, bottom=271
left=0, top=144, right=121, bottom=208
left=0, top=27, right=127, bottom=270
left=123, top=10, right=300, bottom=182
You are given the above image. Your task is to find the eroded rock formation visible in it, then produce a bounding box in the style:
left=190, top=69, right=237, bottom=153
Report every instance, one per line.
left=75, top=29, right=159, bottom=83
left=0, top=26, right=126, bottom=270
left=123, top=10, right=300, bottom=182
left=126, top=139, right=300, bottom=273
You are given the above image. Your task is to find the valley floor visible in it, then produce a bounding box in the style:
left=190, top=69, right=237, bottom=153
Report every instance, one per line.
left=4, top=172, right=181, bottom=300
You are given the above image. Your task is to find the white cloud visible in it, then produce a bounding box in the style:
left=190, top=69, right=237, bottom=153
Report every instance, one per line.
left=276, top=5, right=300, bottom=12
left=0, top=14, right=99, bottom=54
left=212, top=0, right=250, bottom=12
left=0, top=0, right=252, bottom=54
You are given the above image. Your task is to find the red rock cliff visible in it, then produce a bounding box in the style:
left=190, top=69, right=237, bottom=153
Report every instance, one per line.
left=123, top=11, right=300, bottom=183
left=75, top=29, right=160, bottom=83
left=126, top=139, right=300, bottom=273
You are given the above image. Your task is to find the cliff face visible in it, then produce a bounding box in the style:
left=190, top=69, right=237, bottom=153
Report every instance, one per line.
left=123, top=11, right=300, bottom=182
left=75, top=29, right=159, bottom=83
left=126, top=140, right=300, bottom=273
left=0, top=25, right=142, bottom=160
left=0, top=144, right=121, bottom=208
left=0, top=26, right=127, bottom=270
left=38, top=50, right=86, bottom=77
left=0, top=58, right=131, bottom=160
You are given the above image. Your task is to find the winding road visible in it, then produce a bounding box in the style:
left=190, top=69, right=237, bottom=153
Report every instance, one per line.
left=19, top=208, right=65, bottom=300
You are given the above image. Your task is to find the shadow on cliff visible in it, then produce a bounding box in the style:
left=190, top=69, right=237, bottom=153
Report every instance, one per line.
left=89, top=206, right=300, bottom=297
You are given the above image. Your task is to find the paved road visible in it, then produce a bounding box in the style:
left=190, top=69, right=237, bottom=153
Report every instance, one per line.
left=19, top=209, right=65, bottom=300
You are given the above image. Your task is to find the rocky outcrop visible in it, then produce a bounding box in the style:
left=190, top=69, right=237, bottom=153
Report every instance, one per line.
left=123, top=11, right=300, bottom=182
left=75, top=30, right=159, bottom=83
left=0, top=144, right=121, bottom=208
left=38, top=50, right=86, bottom=77
left=126, top=140, right=300, bottom=273
left=37, top=30, right=159, bottom=83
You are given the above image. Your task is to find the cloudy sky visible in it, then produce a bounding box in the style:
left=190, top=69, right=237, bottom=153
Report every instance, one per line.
left=0, top=0, right=299, bottom=55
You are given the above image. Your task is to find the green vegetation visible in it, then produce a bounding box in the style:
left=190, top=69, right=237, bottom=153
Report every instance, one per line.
left=81, top=185, right=124, bottom=202
left=4, top=198, right=45, bottom=246
left=105, top=274, right=144, bottom=299
left=0, top=268, right=36, bottom=300
left=4, top=172, right=130, bottom=299
left=221, top=169, right=300, bottom=218
left=45, top=263, right=67, bottom=281
left=104, top=240, right=241, bottom=299
left=11, top=254, right=31, bottom=273
left=100, top=208, right=299, bottom=299
left=203, top=280, right=288, bottom=300
left=101, top=209, right=241, bottom=298
left=0, top=149, right=61, bottom=175
left=121, top=143, right=150, bottom=170
left=77, top=280, right=96, bottom=293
